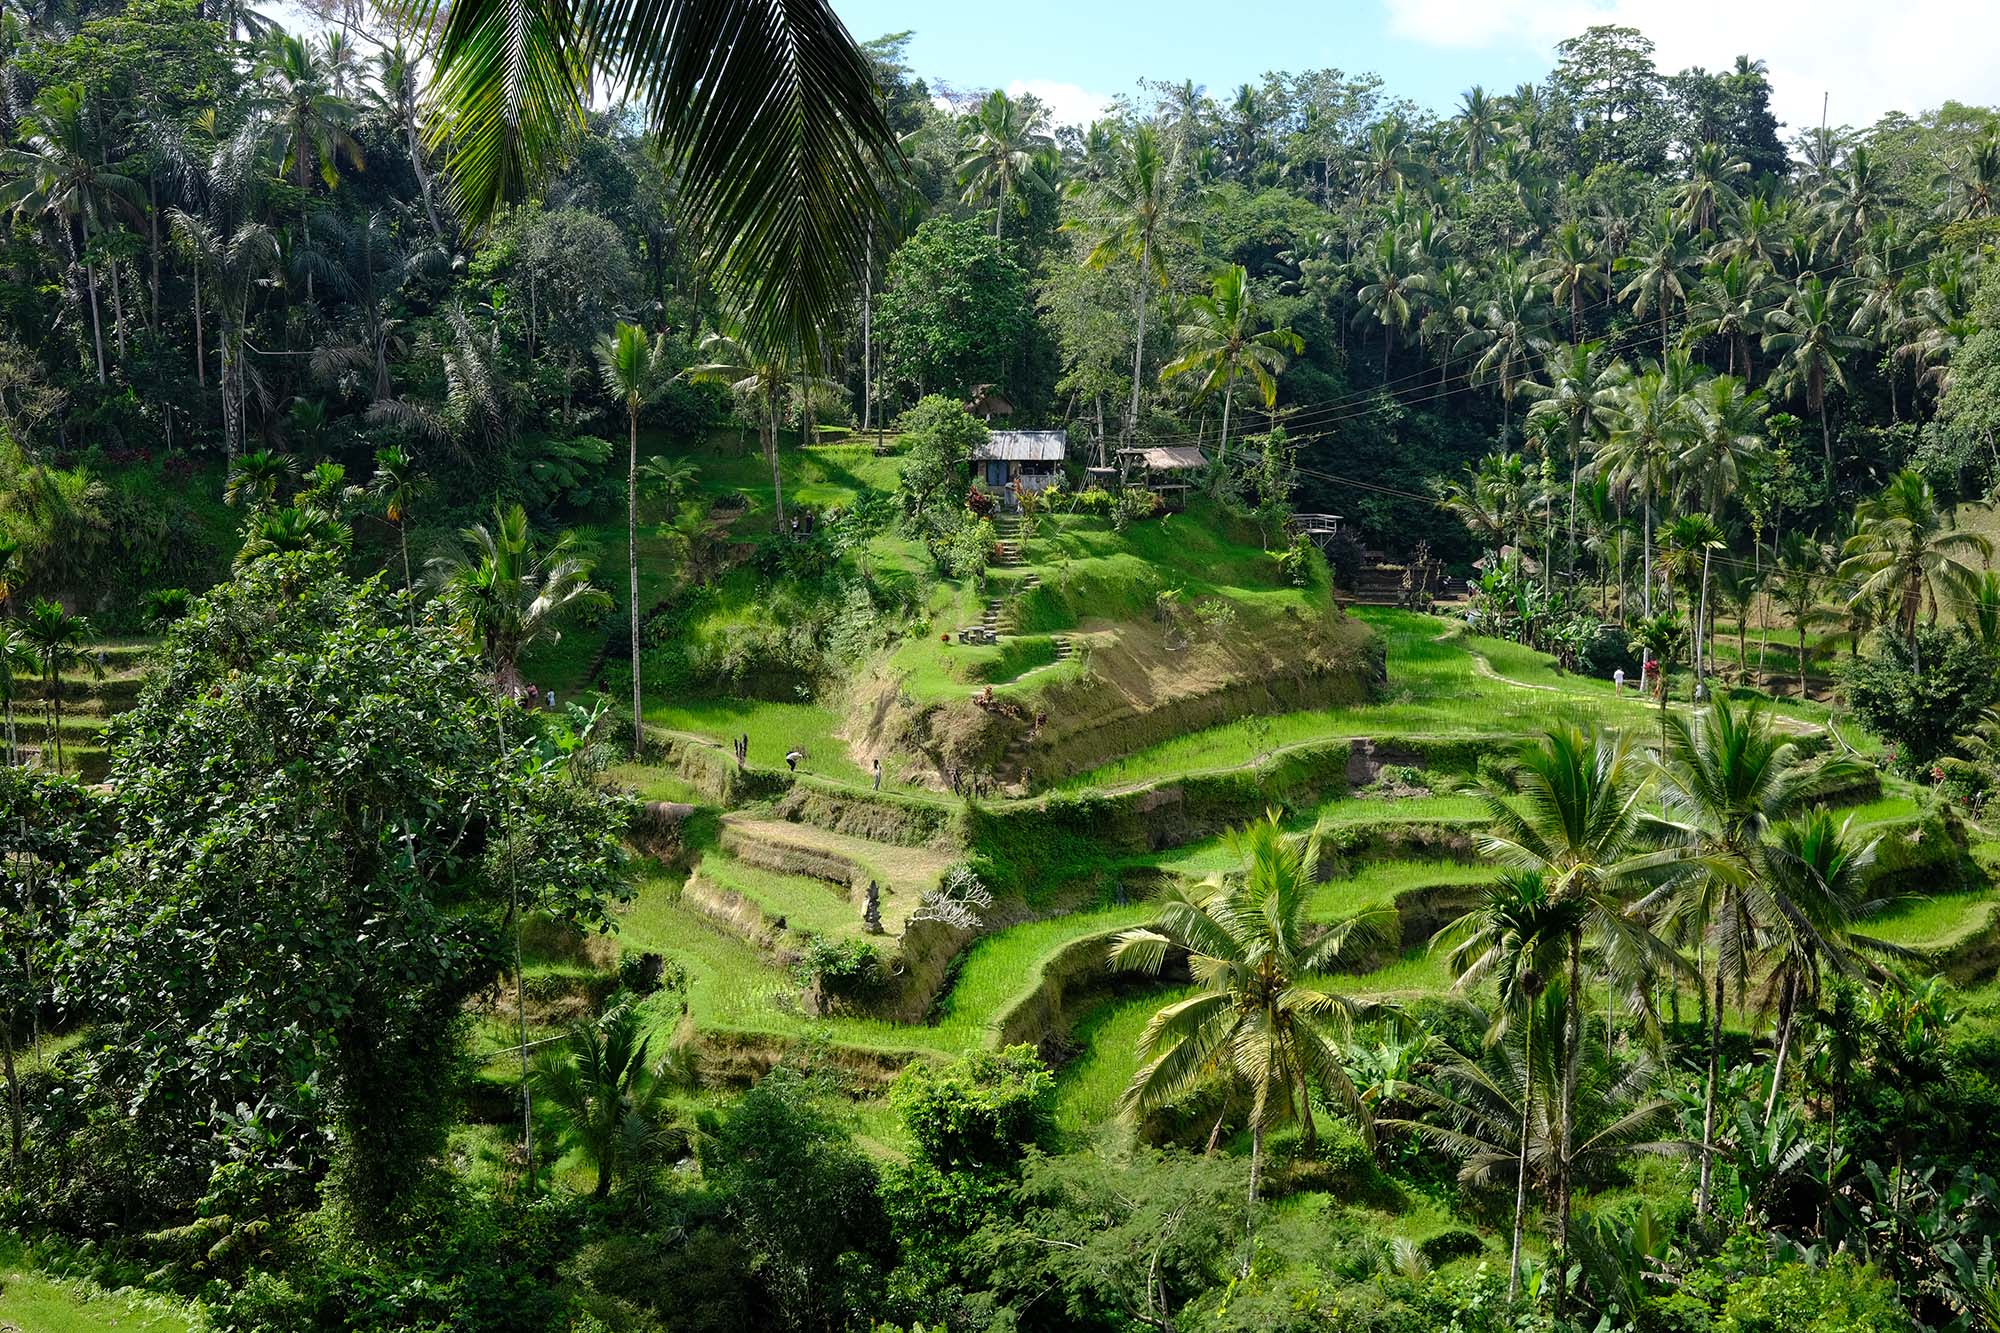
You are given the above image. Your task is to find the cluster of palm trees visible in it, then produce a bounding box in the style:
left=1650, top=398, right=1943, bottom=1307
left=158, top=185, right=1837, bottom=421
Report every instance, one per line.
left=1116, top=704, right=1906, bottom=1302
left=0, top=26, right=438, bottom=445
left=1440, top=327, right=1993, bottom=695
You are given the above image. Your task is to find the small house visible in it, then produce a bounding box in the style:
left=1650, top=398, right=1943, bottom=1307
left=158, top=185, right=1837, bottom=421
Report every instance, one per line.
left=971, top=430, right=1067, bottom=496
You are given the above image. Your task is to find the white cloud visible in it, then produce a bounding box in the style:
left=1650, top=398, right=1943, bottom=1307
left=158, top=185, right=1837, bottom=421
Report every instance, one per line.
left=1006, top=78, right=1116, bottom=128
left=1383, top=0, right=2000, bottom=133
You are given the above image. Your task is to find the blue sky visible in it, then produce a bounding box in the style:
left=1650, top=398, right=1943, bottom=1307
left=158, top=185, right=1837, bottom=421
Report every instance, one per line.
left=829, top=0, right=2000, bottom=137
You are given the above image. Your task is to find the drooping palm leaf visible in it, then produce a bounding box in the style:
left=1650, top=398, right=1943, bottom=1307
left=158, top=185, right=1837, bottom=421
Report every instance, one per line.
left=408, top=0, right=900, bottom=355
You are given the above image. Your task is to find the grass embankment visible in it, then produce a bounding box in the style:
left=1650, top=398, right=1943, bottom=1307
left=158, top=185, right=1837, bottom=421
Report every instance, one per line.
left=0, top=1234, right=193, bottom=1333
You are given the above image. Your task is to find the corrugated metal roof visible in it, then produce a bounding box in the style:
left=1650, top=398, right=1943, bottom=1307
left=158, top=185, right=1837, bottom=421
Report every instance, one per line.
left=972, top=430, right=1067, bottom=462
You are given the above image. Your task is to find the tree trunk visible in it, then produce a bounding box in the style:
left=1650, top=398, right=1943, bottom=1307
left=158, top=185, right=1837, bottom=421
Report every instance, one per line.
left=404, top=113, right=446, bottom=240
left=398, top=524, right=415, bottom=626
left=1218, top=376, right=1234, bottom=466
left=2, top=1020, right=19, bottom=1178
left=108, top=243, right=127, bottom=362
left=1696, top=547, right=1713, bottom=688
left=191, top=263, right=206, bottom=390
left=47, top=673, right=62, bottom=775
left=1764, top=977, right=1795, bottom=1127
left=1553, top=932, right=1581, bottom=1319
left=1126, top=236, right=1151, bottom=446
left=1642, top=493, right=1654, bottom=618
left=1509, top=1005, right=1534, bottom=1299
left=628, top=406, right=644, bottom=760
left=765, top=391, right=787, bottom=533
left=1697, top=962, right=1724, bottom=1217
left=82, top=240, right=107, bottom=385
left=861, top=227, right=873, bottom=432
left=1242, top=1122, right=1261, bottom=1278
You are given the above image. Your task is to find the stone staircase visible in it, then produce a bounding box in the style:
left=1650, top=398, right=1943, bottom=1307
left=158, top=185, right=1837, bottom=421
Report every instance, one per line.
left=993, top=514, right=1024, bottom=567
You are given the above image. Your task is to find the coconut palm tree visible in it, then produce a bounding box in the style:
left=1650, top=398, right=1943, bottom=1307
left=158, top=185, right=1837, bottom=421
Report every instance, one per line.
left=1685, top=256, right=1770, bottom=379
left=1673, top=143, right=1749, bottom=235
left=1754, top=812, right=1896, bottom=1127
left=1525, top=341, right=1623, bottom=581
left=367, top=445, right=422, bottom=616
left=420, top=0, right=899, bottom=355
left=1158, top=264, right=1301, bottom=465
left=1679, top=374, right=1764, bottom=517
left=1839, top=469, right=1992, bottom=645
left=596, top=321, right=674, bottom=758
left=1436, top=451, right=1533, bottom=555
left=1356, top=230, right=1432, bottom=383
left=1452, top=85, right=1501, bottom=177
left=1462, top=260, right=1552, bottom=441
left=1385, top=993, right=1685, bottom=1276
left=1643, top=697, right=1864, bottom=1216
left=1594, top=367, right=1690, bottom=617
left=1657, top=513, right=1727, bottom=681
left=1536, top=221, right=1606, bottom=343
left=254, top=31, right=362, bottom=229
left=1770, top=532, right=1833, bottom=697
left=1764, top=275, right=1864, bottom=484
left=534, top=1000, right=667, bottom=1199
left=17, top=599, right=96, bottom=775
left=1473, top=725, right=1662, bottom=1273
left=361, top=42, right=445, bottom=238
left=428, top=503, right=610, bottom=695
left=1432, top=871, right=1587, bottom=1296
left=690, top=326, right=798, bottom=534
left=1615, top=211, right=1695, bottom=355
left=1110, top=811, right=1388, bottom=1271
left=1071, top=123, right=1187, bottom=445
left=0, top=84, right=146, bottom=384
left=168, top=202, right=282, bottom=471
left=956, top=89, right=1052, bottom=239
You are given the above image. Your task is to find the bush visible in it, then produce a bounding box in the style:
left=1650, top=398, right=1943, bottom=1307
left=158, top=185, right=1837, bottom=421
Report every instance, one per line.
left=1577, top=619, right=1640, bottom=679
left=1845, top=624, right=1999, bottom=773
left=1714, top=1256, right=1905, bottom=1333
left=791, top=932, right=882, bottom=999
left=888, top=1046, right=1054, bottom=1175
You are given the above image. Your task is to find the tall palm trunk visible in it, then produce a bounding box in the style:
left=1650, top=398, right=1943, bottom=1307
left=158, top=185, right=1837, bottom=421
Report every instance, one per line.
left=1218, top=374, right=1235, bottom=467
left=46, top=669, right=63, bottom=774
left=74, top=220, right=106, bottom=385
left=765, top=388, right=787, bottom=533
left=1642, top=492, right=1655, bottom=618
left=1697, top=961, right=1724, bottom=1217
left=627, top=403, right=643, bottom=760
left=1125, top=236, right=1151, bottom=446
left=191, top=262, right=205, bottom=389
left=2, top=1021, right=19, bottom=1177
left=1242, top=1122, right=1262, bottom=1278
left=1509, top=1003, right=1534, bottom=1298
left=1764, top=976, right=1796, bottom=1127
left=1555, top=932, right=1582, bottom=1292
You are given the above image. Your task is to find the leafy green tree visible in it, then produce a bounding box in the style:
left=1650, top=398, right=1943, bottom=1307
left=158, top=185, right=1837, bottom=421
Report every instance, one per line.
left=67, top=555, right=630, bottom=1226
left=896, top=395, right=988, bottom=522
left=1159, top=264, right=1300, bottom=464
left=596, top=320, right=674, bottom=757
left=1846, top=623, right=2000, bottom=772
left=691, top=326, right=804, bottom=533
left=1111, top=811, right=1386, bottom=1269
left=877, top=216, right=1030, bottom=404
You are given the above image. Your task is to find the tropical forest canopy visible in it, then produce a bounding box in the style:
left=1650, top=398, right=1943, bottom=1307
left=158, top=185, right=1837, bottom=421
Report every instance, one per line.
left=8, top=4, right=2000, bottom=1333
